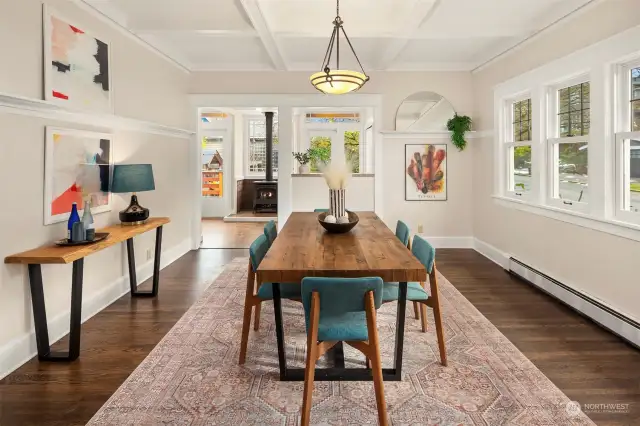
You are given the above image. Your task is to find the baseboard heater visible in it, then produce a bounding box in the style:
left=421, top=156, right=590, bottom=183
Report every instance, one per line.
left=509, top=258, right=640, bottom=349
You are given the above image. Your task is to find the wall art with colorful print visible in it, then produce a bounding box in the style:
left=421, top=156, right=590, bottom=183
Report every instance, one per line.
left=43, top=6, right=111, bottom=112
left=405, top=144, right=447, bottom=201
left=44, top=128, right=113, bottom=225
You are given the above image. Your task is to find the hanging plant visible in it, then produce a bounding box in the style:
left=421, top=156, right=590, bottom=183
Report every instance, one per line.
left=446, top=114, right=473, bottom=151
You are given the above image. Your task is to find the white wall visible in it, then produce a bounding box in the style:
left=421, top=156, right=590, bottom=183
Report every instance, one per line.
left=472, top=0, right=640, bottom=321
left=292, top=176, right=374, bottom=212
left=190, top=71, right=475, bottom=236
left=0, top=0, right=191, bottom=377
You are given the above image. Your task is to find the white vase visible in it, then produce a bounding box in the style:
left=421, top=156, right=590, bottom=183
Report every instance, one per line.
left=299, top=164, right=310, bottom=174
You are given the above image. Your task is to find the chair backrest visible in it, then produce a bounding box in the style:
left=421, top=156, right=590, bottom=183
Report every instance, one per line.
left=412, top=235, right=436, bottom=273
left=263, top=220, right=277, bottom=247
left=249, top=234, right=270, bottom=272
left=395, top=220, right=410, bottom=247
left=313, top=208, right=329, bottom=213
left=301, top=277, right=383, bottom=330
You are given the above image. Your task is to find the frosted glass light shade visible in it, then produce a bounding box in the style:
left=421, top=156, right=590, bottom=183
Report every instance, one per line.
left=310, top=70, right=368, bottom=95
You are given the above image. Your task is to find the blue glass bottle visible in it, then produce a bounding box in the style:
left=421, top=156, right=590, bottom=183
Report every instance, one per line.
left=67, top=202, right=81, bottom=240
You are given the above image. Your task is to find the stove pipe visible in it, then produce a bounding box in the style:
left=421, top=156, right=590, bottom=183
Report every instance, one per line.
left=265, top=111, right=274, bottom=182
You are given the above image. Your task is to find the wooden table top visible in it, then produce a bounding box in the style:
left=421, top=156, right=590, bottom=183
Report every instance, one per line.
left=4, top=217, right=170, bottom=265
left=257, top=212, right=426, bottom=284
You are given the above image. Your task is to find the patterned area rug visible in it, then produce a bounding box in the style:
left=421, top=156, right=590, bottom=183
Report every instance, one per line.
left=89, top=258, right=595, bottom=425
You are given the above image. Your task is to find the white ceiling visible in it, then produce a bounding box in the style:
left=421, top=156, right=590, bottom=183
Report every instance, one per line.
left=84, top=0, right=594, bottom=72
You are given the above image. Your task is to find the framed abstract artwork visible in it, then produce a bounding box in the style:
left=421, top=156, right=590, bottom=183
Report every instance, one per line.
left=405, top=144, right=447, bottom=201
left=43, top=6, right=112, bottom=113
left=44, top=128, right=113, bottom=225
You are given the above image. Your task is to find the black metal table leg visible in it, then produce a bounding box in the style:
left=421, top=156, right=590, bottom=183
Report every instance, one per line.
left=392, top=281, right=408, bottom=380
left=28, top=260, right=84, bottom=362
left=127, top=225, right=163, bottom=297
left=272, top=282, right=288, bottom=380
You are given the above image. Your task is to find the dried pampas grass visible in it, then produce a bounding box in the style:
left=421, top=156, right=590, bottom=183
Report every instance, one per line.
left=76, top=164, right=102, bottom=200
left=319, top=161, right=352, bottom=190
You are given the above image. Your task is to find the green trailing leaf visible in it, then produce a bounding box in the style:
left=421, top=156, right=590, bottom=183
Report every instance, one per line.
left=446, top=114, right=473, bottom=151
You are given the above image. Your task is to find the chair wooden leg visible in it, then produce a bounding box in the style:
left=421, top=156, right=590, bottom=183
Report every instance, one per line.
left=365, top=292, right=388, bottom=426
left=412, top=301, right=420, bottom=319
left=301, top=292, right=320, bottom=426
left=239, top=299, right=253, bottom=365
left=239, top=261, right=256, bottom=365
left=253, top=303, right=261, bottom=331
left=420, top=281, right=428, bottom=332
left=429, top=265, right=447, bottom=366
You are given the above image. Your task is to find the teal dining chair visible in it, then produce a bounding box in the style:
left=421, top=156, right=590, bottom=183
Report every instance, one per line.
left=383, top=235, right=447, bottom=366
left=300, top=276, right=388, bottom=426
left=239, top=234, right=301, bottom=364
left=313, top=208, right=329, bottom=213
left=263, top=220, right=277, bottom=247
left=394, top=220, right=424, bottom=322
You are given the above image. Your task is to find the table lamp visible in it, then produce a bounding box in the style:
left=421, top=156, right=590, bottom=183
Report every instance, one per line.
left=111, top=164, right=155, bottom=225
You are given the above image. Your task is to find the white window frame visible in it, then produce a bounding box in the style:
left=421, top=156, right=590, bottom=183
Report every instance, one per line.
left=545, top=75, right=591, bottom=213
left=614, top=58, right=640, bottom=225
left=244, top=115, right=279, bottom=178
left=298, top=110, right=366, bottom=174
left=503, top=94, right=535, bottom=202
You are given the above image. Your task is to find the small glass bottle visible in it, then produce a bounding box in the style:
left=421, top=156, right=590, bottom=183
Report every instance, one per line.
left=67, top=202, right=81, bottom=240
left=82, top=199, right=95, bottom=241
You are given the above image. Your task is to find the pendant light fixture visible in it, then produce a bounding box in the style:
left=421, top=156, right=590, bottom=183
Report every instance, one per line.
left=310, top=0, right=370, bottom=95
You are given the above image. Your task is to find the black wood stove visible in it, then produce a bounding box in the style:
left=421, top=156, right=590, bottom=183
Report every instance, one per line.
left=253, top=111, right=277, bottom=213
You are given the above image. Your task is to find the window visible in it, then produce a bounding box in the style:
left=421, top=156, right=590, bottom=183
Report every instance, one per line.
left=558, top=82, right=590, bottom=137
left=246, top=117, right=278, bottom=176
left=547, top=80, right=590, bottom=212
left=615, top=63, right=640, bottom=224
left=300, top=111, right=365, bottom=174
left=504, top=97, right=533, bottom=199
left=202, top=135, right=224, bottom=197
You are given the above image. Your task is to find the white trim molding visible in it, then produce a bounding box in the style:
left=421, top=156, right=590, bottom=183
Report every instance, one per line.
left=0, top=239, right=195, bottom=380
left=473, top=238, right=510, bottom=269
left=380, top=130, right=493, bottom=139
left=416, top=235, right=474, bottom=249
left=0, top=92, right=194, bottom=139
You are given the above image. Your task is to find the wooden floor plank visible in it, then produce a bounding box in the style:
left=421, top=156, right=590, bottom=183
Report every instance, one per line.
left=0, top=247, right=638, bottom=425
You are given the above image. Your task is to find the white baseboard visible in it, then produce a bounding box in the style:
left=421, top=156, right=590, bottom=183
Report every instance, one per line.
left=0, top=238, right=192, bottom=380
left=416, top=235, right=474, bottom=248
left=473, top=238, right=510, bottom=269
left=223, top=214, right=276, bottom=223
left=509, top=259, right=640, bottom=348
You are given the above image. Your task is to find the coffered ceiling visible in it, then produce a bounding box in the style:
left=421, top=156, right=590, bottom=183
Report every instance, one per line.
left=84, top=0, right=594, bottom=72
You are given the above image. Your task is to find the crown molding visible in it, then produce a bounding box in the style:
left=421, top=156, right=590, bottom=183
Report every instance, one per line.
left=72, top=0, right=191, bottom=74
left=0, top=92, right=194, bottom=139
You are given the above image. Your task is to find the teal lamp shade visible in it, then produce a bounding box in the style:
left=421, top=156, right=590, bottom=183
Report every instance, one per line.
left=111, top=164, right=155, bottom=193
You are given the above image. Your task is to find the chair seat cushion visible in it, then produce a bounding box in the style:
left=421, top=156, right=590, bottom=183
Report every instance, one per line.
left=317, top=311, right=369, bottom=341
left=257, top=282, right=301, bottom=299
left=383, top=282, right=429, bottom=302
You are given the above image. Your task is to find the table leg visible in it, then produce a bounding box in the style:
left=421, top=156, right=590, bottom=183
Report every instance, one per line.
left=127, top=225, right=163, bottom=297
left=272, top=282, right=288, bottom=380
left=326, top=341, right=345, bottom=368
left=28, top=260, right=84, bottom=362
left=392, top=282, right=408, bottom=379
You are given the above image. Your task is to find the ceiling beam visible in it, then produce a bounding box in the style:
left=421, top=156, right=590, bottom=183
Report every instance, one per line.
left=238, top=0, right=287, bottom=71
left=378, top=0, right=441, bottom=70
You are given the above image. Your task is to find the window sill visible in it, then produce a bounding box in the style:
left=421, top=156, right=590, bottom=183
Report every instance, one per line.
left=291, top=173, right=374, bottom=178
left=492, top=195, right=640, bottom=243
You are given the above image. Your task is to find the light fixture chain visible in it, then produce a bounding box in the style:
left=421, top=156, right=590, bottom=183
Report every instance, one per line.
left=322, top=27, right=338, bottom=71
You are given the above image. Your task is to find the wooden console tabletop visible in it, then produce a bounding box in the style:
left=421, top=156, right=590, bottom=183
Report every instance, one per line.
left=5, top=217, right=170, bottom=265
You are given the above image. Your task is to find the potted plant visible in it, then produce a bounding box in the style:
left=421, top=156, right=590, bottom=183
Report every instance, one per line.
left=293, top=149, right=312, bottom=174
left=446, top=113, right=473, bottom=151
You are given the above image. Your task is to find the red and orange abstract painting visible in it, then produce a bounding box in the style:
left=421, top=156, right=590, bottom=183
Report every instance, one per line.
left=405, top=144, right=447, bottom=201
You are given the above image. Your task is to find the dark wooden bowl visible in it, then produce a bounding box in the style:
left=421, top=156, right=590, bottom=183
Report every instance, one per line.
left=317, top=211, right=359, bottom=233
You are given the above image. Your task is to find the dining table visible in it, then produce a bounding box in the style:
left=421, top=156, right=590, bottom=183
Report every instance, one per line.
left=257, top=211, right=427, bottom=382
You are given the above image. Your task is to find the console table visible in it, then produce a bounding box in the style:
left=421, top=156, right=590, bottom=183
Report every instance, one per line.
left=4, top=217, right=170, bottom=362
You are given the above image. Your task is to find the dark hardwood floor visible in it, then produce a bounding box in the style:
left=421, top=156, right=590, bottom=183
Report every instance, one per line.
left=0, top=248, right=638, bottom=425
